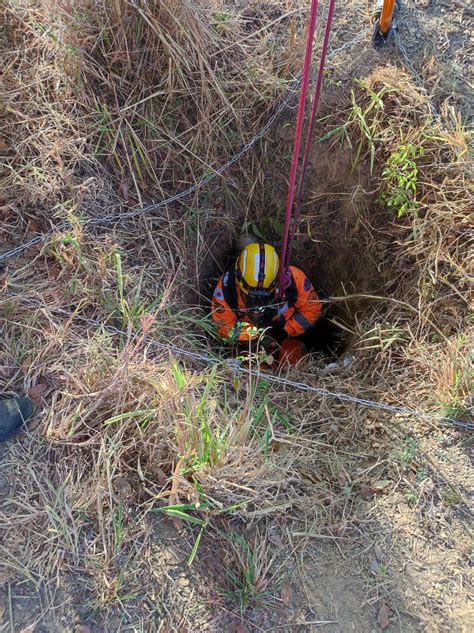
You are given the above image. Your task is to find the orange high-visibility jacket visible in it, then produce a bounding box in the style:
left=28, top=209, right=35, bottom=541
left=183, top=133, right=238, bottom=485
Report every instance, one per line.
left=212, top=266, right=322, bottom=342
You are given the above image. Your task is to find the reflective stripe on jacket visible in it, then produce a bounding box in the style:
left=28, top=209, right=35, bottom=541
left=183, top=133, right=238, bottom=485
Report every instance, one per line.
left=211, top=266, right=322, bottom=342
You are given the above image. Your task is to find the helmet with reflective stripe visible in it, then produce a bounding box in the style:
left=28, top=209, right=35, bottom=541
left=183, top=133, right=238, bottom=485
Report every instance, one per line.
left=235, top=243, right=279, bottom=305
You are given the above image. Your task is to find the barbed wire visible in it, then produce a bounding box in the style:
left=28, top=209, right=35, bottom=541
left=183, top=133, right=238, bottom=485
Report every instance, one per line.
left=0, top=78, right=301, bottom=264
left=2, top=25, right=470, bottom=431
left=0, top=30, right=370, bottom=265
left=6, top=296, right=472, bottom=431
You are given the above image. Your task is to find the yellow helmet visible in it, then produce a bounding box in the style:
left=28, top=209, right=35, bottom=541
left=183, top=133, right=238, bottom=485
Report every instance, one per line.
left=235, top=243, right=279, bottom=305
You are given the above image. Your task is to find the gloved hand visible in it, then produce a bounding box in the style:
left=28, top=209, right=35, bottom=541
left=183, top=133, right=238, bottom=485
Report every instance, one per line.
left=271, top=314, right=286, bottom=328
left=250, top=308, right=276, bottom=328
left=264, top=323, right=288, bottom=344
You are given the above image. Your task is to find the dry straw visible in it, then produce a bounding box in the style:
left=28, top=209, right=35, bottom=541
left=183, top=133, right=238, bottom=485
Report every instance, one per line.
left=0, top=0, right=472, bottom=627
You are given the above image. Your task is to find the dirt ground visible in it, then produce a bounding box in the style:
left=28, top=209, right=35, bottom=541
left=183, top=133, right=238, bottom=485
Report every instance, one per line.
left=1, top=0, right=472, bottom=632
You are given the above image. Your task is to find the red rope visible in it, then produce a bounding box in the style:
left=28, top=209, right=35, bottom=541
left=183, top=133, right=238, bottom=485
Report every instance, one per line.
left=278, top=0, right=337, bottom=295
left=287, top=0, right=337, bottom=265
left=277, top=0, right=319, bottom=295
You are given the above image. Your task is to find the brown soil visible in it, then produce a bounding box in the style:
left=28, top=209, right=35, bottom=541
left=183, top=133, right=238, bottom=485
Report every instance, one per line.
left=0, top=1, right=472, bottom=632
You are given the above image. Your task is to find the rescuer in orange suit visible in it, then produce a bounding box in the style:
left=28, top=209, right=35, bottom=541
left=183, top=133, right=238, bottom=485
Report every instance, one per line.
left=211, top=242, right=322, bottom=365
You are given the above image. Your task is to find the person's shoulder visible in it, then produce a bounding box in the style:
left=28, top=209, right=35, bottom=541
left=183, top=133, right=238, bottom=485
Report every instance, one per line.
left=289, top=266, right=314, bottom=291
left=288, top=265, right=308, bottom=279
left=213, top=269, right=236, bottom=302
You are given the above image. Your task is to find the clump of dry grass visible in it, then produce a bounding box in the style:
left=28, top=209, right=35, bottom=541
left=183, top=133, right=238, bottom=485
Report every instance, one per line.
left=1, top=0, right=306, bottom=347
left=314, top=66, right=473, bottom=417
left=1, top=0, right=303, bottom=240
left=1, top=1, right=472, bottom=630
left=0, top=2, right=311, bottom=620
left=0, top=305, right=344, bottom=614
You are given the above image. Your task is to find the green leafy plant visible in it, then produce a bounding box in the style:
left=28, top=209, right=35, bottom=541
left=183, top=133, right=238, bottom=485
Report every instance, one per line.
left=171, top=364, right=234, bottom=472
left=399, top=437, right=418, bottom=472
left=416, top=467, right=428, bottom=482
left=242, top=210, right=286, bottom=240
left=404, top=491, right=418, bottom=505
left=381, top=143, right=424, bottom=218
left=441, top=485, right=462, bottom=506
left=212, top=11, right=235, bottom=33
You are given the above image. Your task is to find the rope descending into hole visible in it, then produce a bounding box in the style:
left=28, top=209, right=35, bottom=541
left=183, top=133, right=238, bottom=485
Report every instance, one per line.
left=278, top=0, right=337, bottom=295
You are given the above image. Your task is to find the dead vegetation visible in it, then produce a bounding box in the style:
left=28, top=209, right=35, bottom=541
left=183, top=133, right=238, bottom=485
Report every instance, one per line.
left=0, top=0, right=473, bottom=631
left=1, top=0, right=303, bottom=234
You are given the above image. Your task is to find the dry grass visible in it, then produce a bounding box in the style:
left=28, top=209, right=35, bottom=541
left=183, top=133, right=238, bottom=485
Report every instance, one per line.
left=341, top=67, right=472, bottom=418
left=0, top=0, right=472, bottom=631
left=1, top=0, right=303, bottom=235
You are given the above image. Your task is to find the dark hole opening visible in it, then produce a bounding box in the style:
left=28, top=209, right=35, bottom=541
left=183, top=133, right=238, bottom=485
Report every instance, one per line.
left=200, top=244, right=348, bottom=361
left=298, top=300, right=345, bottom=359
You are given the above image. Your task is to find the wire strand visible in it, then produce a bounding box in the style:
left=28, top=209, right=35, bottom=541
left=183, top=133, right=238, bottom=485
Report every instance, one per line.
left=0, top=29, right=370, bottom=266
left=0, top=79, right=300, bottom=265
left=6, top=296, right=472, bottom=431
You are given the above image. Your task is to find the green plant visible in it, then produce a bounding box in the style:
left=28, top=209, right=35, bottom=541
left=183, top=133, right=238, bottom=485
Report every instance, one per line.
left=113, top=251, right=127, bottom=322
left=222, top=534, right=273, bottom=614
left=92, top=101, right=117, bottom=158
left=242, top=209, right=286, bottom=240
left=112, top=503, right=127, bottom=553
left=358, top=323, right=408, bottom=351
left=108, top=251, right=162, bottom=329
left=441, top=486, right=461, bottom=506
left=399, top=437, right=418, bottom=471
left=46, top=232, right=84, bottom=268
left=151, top=500, right=243, bottom=566
left=251, top=379, right=295, bottom=452
left=348, top=87, right=382, bottom=173
left=381, top=143, right=424, bottom=218
left=30, top=20, right=78, bottom=56
left=404, top=491, right=418, bottom=505
left=435, top=335, right=472, bottom=419
left=171, top=364, right=235, bottom=472
left=212, top=11, right=235, bottom=33
left=328, top=82, right=391, bottom=172
left=161, top=503, right=208, bottom=567
left=416, top=467, right=428, bottom=482
left=167, top=306, right=223, bottom=341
